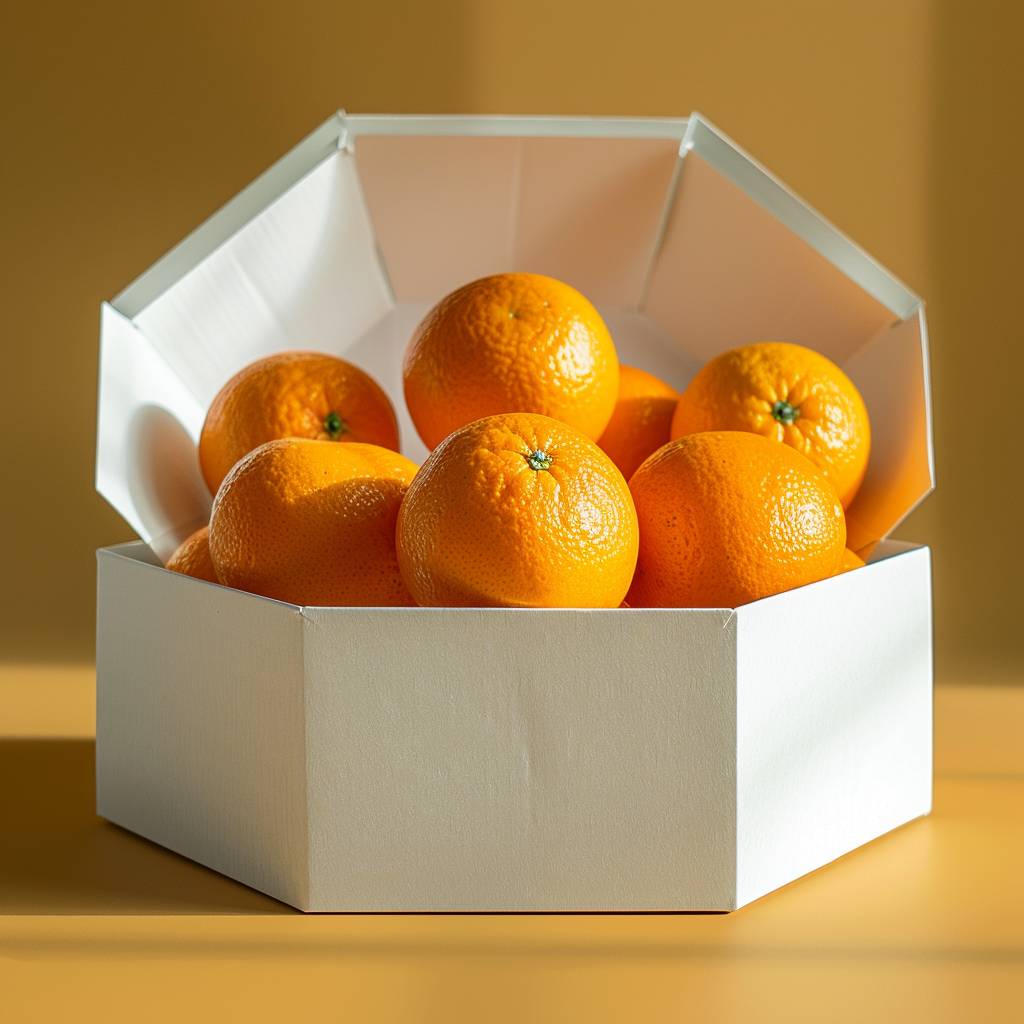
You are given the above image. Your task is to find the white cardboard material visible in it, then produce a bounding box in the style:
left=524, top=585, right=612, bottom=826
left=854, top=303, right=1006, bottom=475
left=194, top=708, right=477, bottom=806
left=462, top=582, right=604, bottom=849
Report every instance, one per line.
left=96, top=539, right=931, bottom=911
left=95, top=112, right=934, bottom=911
left=735, top=540, right=932, bottom=906
left=96, top=305, right=209, bottom=559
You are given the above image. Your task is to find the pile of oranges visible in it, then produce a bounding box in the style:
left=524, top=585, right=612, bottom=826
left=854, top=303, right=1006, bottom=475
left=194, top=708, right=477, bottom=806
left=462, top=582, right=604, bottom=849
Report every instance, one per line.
left=166, top=272, right=870, bottom=609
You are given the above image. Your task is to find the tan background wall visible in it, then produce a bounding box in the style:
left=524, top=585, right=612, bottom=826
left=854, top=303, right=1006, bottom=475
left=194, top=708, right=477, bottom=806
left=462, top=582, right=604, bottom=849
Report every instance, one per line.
left=1, top=0, right=1020, bottom=681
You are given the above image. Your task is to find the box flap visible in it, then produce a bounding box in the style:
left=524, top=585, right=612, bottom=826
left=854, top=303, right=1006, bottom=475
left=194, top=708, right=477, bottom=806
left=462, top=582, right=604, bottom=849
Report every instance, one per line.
left=96, top=304, right=208, bottom=560
left=98, top=122, right=394, bottom=553
left=355, top=133, right=681, bottom=307
left=98, top=111, right=932, bottom=556
left=130, top=150, right=393, bottom=410
left=643, top=114, right=933, bottom=544
left=844, top=311, right=934, bottom=550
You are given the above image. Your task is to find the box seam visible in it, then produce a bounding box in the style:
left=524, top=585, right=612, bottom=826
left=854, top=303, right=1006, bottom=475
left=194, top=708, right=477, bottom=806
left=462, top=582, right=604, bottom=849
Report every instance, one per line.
left=731, top=607, right=741, bottom=911
left=299, top=608, right=313, bottom=911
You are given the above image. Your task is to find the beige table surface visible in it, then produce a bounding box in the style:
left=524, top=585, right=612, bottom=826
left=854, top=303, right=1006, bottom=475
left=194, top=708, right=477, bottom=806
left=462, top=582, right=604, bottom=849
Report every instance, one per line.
left=1, top=665, right=1021, bottom=1022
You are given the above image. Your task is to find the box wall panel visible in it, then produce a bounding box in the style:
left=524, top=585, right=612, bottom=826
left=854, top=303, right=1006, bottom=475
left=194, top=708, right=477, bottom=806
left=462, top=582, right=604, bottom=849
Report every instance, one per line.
left=735, top=547, right=933, bottom=908
left=96, top=546, right=310, bottom=907
left=301, top=606, right=738, bottom=910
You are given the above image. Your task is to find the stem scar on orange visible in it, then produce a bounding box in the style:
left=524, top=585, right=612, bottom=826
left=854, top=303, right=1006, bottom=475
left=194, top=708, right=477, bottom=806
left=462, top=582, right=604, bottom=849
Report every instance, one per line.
left=396, top=412, right=639, bottom=608
left=671, top=342, right=870, bottom=507
left=199, top=351, right=400, bottom=494
left=402, top=273, right=620, bottom=450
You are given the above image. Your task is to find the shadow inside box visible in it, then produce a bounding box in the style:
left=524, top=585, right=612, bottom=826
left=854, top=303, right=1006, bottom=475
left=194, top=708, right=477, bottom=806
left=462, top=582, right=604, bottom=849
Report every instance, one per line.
left=0, top=739, right=291, bottom=915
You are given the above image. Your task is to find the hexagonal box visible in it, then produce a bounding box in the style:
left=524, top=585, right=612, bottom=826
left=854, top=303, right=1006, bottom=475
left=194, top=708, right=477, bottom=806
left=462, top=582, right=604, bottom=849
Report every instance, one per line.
left=95, top=113, right=933, bottom=910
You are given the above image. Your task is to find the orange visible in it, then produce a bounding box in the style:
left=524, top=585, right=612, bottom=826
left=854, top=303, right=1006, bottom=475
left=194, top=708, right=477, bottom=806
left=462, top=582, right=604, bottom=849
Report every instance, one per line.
left=164, top=525, right=217, bottom=583
left=837, top=548, right=866, bottom=574
left=403, top=273, right=619, bottom=450
left=199, top=351, right=399, bottom=494
left=597, top=364, right=679, bottom=481
left=396, top=413, right=638, bottom=608
left=209, top=439, right=417, bottom=606
left=671, top=342, right=870, bottom=507
left=627, top=431, right=846, bottom=608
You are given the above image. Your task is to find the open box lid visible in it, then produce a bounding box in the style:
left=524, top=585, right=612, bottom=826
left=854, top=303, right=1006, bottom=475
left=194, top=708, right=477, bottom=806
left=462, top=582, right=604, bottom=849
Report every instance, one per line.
left=97, top=112, right=933, bottom=561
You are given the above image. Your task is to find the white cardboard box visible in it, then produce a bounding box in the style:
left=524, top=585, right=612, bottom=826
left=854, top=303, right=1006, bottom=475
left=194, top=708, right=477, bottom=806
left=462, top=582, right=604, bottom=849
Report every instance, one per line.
left=95, top=113, right=934, bottom=911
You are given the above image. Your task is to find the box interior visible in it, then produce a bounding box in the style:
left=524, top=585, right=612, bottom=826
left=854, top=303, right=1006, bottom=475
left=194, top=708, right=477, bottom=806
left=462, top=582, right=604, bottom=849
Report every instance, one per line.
left=97, top=114, right=933, bottom=561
